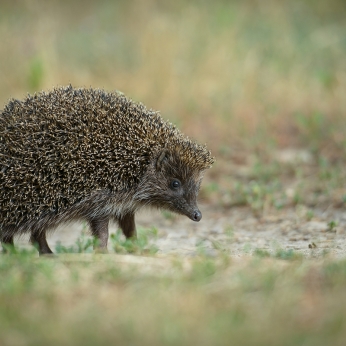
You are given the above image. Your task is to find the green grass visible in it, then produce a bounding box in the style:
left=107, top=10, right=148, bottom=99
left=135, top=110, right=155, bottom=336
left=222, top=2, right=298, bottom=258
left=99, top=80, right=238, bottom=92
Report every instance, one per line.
left=1, top=248, right=346, bottom=345
left=53, top=227, right=159, bottom=255
left=110, top=227, right=159, bottom=255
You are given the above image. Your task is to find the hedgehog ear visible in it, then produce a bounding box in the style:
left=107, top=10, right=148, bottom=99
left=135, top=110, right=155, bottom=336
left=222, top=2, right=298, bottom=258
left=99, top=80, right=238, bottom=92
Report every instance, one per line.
left=156, top=149, right=169, bottom=171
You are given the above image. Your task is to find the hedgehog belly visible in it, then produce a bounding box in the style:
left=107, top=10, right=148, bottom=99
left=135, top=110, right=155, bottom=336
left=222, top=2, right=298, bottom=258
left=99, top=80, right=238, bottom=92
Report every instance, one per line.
left=0, top=181, right=142, bottom=233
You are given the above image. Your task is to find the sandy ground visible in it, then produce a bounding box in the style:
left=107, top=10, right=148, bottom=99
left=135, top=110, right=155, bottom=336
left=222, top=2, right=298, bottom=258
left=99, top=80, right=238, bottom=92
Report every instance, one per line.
left=13, top=204, right=346, bottom=259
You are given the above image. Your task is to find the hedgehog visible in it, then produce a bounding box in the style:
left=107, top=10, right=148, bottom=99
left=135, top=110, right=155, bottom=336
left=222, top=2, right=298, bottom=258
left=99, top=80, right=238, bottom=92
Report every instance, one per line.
left=0, top=86, right=214, bottom=254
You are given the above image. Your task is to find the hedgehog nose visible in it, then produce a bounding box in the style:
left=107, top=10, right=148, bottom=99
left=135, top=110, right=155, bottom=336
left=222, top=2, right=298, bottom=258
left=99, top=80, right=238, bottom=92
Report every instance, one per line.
left=192, top=210, right=202, bottom=222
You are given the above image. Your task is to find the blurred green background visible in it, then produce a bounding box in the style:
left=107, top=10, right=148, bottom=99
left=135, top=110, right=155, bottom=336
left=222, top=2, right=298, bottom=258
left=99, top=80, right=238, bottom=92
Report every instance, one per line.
left=1, top=0, right=346, bottom=211
left=1, top=0, right=345, bottom=161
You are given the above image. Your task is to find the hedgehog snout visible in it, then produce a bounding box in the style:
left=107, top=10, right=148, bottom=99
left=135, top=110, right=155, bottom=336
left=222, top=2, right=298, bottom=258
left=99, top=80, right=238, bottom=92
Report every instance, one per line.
left=192, top=210, right=202, bottom=222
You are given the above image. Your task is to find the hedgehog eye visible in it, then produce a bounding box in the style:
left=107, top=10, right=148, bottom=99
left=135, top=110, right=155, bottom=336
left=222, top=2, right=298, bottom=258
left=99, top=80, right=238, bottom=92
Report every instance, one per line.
left=170, top=179, right=181, bottom=189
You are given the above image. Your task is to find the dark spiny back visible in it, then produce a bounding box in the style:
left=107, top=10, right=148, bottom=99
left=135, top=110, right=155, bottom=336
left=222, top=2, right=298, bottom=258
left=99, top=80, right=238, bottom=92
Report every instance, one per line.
left=0, top=86, right=214, bottom=228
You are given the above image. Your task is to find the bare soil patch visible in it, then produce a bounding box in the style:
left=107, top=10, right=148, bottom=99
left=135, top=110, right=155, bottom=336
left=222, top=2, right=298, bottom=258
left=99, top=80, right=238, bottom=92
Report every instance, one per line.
left=15, top=204, right=346, bottom=259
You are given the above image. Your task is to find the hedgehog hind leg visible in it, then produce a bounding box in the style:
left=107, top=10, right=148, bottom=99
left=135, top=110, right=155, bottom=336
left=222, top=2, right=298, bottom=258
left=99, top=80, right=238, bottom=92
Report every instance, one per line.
left=118, top=213, right=137, bottom=239
left=88, top=216, right=109, bottom=252
left=30, top=231, right=54, bottom=255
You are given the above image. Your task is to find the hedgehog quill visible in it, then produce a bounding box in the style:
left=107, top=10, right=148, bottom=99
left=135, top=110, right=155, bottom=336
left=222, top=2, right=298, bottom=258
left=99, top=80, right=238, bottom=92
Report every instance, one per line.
left=0, top=86, right=214, bottom=254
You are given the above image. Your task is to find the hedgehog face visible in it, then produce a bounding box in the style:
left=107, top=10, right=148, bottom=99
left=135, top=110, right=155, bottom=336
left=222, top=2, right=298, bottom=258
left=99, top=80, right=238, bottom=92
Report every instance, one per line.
left=135, top=149, right=204, bottom=222
left=164, top=176, right=203, bottom=222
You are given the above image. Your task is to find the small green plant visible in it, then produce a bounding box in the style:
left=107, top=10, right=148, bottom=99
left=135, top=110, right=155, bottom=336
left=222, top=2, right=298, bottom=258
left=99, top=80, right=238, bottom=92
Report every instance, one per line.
left=210, top=239, right=227, bottom=253
left=327, top=220, right=338, bottom=232
left=243, top=243, right=252, bottom=254
left=55, top=235, right=95, bottom=253
left=1, top=244, right=37, bottom=256
left=55, top=242, right=75, bottom=253
left=1, top=243, right=17, bottom=255
left=110, top=227, right=159, bottom=255
left=306, top=209, right=314, bottom=221
left=295, top=111, right=328, bottom=155
left=251, top=160, right=281, bottom=183
left=195, top=238, right=209, bottom=256
left=293, top=191, right=302, bottom=205
left=189, top=257, right=217, bottom=282
left=274, top=248, right=302, bottom=261
left=231, top=180, right=285, bottom=215
left=224, top=226, right=234, bottom=239
left=253, top=248, right=271, bottom=258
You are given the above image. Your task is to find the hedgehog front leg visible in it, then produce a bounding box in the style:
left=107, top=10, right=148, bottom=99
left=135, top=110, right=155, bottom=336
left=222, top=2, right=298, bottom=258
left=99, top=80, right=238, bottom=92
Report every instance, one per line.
left=118, top=213, right=137, bottom=239
left=30, top=231, right=53, bottom=255
left=88, top=216, right=109, bottom=252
